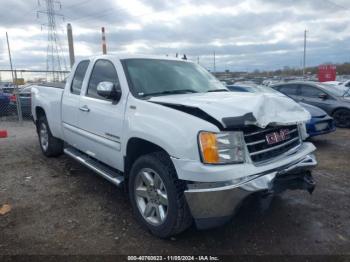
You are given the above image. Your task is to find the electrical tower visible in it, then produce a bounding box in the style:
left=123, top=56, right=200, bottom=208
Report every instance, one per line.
left=37, top=0, right=67, bottom=82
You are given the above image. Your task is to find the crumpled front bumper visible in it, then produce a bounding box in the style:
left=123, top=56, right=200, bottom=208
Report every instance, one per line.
left=184, top=154, right=317, bottom=229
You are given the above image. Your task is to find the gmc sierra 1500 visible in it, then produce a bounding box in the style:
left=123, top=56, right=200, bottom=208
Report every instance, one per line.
left=31, top=55, right=317, bottom=238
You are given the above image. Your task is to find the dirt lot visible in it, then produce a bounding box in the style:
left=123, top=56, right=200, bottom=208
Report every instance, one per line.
left=0, top=120, right=349, bottom=255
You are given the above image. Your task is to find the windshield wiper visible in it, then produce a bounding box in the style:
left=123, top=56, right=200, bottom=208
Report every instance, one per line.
left=207, top=89, right=229, bottom=92
left=141, top=89, right=198, bottom=97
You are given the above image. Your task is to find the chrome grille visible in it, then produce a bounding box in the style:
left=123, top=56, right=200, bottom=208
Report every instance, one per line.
left=244, top=125, right=301, bottom=164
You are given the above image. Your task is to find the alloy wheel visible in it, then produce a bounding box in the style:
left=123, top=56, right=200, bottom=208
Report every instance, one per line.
left=134, top=168, right=169, bottom=226
left=39, top=123, right=49, bottom=151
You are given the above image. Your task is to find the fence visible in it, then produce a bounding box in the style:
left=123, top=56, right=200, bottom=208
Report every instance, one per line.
left=0, top=70, right=69, bottom=123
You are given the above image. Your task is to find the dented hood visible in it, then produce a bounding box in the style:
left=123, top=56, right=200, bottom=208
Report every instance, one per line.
left=149, top=92, right=311, bottom=128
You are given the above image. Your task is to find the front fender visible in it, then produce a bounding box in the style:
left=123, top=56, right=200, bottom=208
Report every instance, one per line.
left=122, top=97, right=219, bottom=161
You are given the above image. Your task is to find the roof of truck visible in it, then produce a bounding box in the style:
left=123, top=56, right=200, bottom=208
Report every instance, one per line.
left=81, top=54, right=191, bottom=62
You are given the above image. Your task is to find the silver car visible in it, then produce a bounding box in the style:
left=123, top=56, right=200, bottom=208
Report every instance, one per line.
left=272, top=81, right=350, bottom=127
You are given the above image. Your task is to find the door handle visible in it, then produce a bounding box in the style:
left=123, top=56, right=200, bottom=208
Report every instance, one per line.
left=79, top=105, right=90, bottom=112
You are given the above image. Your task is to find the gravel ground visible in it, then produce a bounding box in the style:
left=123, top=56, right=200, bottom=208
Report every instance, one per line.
left=0, top=121, right=349, bottom=255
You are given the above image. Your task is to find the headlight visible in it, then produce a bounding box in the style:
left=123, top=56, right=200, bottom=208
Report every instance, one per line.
left=198, top=131, right=245, bottom=164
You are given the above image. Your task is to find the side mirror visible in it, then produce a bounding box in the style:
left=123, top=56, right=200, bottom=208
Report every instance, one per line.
left=318, top=93, right=328, bottom=100
left=97, top=81, right=122, bottom=101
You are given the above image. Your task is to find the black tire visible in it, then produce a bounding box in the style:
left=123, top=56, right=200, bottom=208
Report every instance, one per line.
left=332, top=108, right=350, bottom=128
left=37, top=115, right=63, bottom=157
left=128, top=151, right=192, bottom=238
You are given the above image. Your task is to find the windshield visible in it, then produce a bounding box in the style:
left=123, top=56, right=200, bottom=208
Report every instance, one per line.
left=320, top=84, right=349, bottom=97
left=123, top=59, right=226, bottom=97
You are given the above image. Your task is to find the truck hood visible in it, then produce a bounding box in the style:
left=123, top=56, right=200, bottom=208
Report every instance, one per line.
left=149, top=92, right=311, bottom=129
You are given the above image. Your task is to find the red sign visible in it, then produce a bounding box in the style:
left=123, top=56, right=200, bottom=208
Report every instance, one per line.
left=318, top=65, right=336, bottom=82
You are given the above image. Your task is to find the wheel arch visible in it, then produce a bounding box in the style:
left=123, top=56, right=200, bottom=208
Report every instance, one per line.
left=331, top=107, right=350, bottom=116
left=35, top=106, right=46, bottom=130
left=124, top=137, right=173, bottom=179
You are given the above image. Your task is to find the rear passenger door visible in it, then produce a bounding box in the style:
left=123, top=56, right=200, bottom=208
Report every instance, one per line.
left=76, top=59, right=125, bottom=170
left=62, top=60, right=90, bottom=147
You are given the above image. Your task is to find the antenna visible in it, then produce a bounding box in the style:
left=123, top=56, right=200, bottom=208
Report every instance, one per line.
left=37, top=0, right=67, bottom=81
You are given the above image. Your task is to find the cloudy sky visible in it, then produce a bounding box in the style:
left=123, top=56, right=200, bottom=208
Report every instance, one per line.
left=0, top=0, right=350, bottom=76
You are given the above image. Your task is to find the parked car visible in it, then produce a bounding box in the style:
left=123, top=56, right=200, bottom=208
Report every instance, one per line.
left=0, top=92, right=10, bottom=116
left=0, top=82, right=15, bottom=94
left=323, top=81, right=343, bottom=86
left=342, top=80, right=350, bottom=88
left=272, top=81, right=350, bottom=127
left=300, top=103, right=336, bottom=137
left=8, top=85, right=33, bottom=117
left=31, top=55, right=317, bottom=237
left=226, top=84, right=336, bottom=137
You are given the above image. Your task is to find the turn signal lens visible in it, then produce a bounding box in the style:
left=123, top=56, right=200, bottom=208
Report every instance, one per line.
left=198, top=131, right=245, bottom=164
left=199, top=132, right=219, bottom=164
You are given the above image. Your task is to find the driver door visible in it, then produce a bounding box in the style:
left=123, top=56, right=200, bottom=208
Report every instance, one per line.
left=77, top=59, right=125, bottom=170
left=299, top=84, right=334, bottom=113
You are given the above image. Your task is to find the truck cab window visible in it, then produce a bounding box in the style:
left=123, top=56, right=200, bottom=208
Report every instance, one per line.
left=87, top=60, right=120, bottom=100
left=71, top=60, right=89, bottom=95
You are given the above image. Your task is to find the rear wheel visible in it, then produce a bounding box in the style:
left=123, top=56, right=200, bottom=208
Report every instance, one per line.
left=37, top=115, right=63, bottom=157
left=333, top=109, right=350, bottom=128
left=128, top=152, right=192, bottom=238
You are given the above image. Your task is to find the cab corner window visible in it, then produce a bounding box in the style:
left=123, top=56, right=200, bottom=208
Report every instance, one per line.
left=86, top=60, right=120, bottom=100
left=71, top=60, right=89, bottom=95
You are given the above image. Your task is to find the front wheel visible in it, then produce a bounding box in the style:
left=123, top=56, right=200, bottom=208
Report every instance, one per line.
left=128, top=152, right=192, bottom=238
left=37, top=115, right=63, bottom=157
left=333, top=109, right=350, bottom=128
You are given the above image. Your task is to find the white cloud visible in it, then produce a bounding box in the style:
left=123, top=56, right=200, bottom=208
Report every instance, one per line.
left=0, top=0, right=349, bottom=72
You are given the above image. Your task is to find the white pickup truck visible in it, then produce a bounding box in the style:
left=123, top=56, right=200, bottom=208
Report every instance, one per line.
left=31, top=55, right=317, bottom=238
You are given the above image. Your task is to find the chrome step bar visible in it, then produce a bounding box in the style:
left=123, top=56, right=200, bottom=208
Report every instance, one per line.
left=64, top=147, right=124, bottom=186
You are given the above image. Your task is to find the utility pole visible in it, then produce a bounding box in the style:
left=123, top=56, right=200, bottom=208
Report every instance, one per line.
left=303, top=29, right=307, bottom=77
left=67, top=23, right=75, bottom=68
left=213, top=51, right=216, bottom=73
left=6, top=32, right=22, bottom=123
left=102, top=27, right=107, bottom=54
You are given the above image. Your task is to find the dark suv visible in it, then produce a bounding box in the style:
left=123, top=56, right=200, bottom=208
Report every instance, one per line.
left=272, top=81, right=350, bottom=127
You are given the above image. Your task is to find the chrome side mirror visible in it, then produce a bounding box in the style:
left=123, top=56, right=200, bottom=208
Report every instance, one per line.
left=97, top=81, right=121, bottom=101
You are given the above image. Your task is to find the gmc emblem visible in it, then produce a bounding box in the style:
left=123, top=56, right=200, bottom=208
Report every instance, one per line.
left=265, top=129, right=290, bottom=145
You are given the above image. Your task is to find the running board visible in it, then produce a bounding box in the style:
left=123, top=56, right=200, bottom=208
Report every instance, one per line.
left=64, top=147, right=124, bottom=187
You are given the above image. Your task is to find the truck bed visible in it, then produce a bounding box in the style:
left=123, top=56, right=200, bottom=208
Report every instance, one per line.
left=31, top=84, right=64, bottom=139
left=37, top=82, right=65, bottom=89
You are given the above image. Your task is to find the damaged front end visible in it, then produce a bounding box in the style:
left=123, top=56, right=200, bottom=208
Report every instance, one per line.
left=184, top=153, right=317, bottom=229
left=149, top=92, right=317, bottom=229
